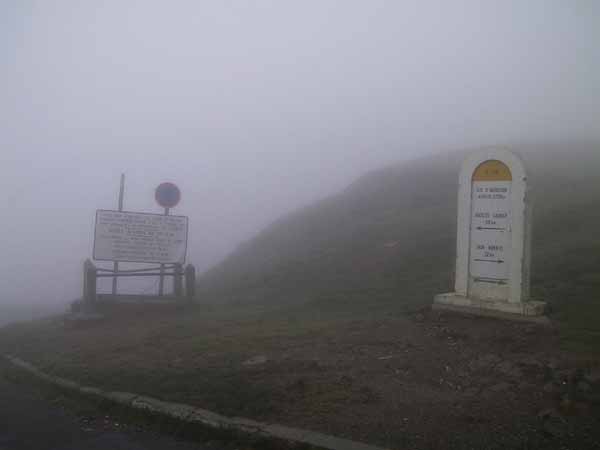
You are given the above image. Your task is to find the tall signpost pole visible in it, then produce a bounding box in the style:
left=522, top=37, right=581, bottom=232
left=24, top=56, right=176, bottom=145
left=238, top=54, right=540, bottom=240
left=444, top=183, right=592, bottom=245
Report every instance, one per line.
left=158, top=206, right=170, bottom=296
left=154, top=182, right=181, bottom=297
left=112, top=173, right=125, bottom=296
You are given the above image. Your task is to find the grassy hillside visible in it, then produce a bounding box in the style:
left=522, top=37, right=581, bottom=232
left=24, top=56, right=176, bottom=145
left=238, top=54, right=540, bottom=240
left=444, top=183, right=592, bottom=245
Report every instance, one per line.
left=198, top=141, right=600, bottom=336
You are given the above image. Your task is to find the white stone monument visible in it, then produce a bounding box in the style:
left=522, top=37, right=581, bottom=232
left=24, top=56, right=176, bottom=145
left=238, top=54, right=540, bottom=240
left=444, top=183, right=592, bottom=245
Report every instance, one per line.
left=434, top=148, right=546, bottom=317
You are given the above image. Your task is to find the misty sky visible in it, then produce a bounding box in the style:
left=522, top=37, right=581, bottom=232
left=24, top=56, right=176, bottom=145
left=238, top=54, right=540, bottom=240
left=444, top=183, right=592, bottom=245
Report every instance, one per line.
left=1, top=1, right=599, bottom=305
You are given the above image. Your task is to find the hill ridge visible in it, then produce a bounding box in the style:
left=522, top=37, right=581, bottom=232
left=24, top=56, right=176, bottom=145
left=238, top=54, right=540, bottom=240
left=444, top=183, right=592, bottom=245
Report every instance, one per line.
left=197, top=141, right=600, bottom=320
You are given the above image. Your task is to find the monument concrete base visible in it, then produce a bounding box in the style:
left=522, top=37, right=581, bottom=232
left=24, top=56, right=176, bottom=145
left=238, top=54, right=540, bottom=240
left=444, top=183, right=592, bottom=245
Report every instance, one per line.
left=433, top=293, right=549, bottom=323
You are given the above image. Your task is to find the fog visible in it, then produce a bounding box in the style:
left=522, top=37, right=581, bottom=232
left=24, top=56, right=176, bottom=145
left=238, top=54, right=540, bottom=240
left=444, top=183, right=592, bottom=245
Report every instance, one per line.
left=1, top=1, right=598, bottom=307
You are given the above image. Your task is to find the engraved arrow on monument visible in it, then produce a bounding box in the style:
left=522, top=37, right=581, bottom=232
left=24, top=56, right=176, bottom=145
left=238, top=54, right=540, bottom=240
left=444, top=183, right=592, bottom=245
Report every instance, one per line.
left=475, top=226, right=506, bottom=231
left=473, top=258, right=504, bottom=263
left=474, top=278, right=508, bottom=285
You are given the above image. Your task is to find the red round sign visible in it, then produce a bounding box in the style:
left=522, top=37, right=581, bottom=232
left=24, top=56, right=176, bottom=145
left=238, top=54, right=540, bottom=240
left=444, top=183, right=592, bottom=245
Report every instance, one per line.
left=155, top=182, right=181, bottom=208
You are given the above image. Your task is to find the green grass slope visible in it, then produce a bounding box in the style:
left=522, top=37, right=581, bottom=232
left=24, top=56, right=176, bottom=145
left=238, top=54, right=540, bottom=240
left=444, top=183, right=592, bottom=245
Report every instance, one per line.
left=198, top=141, right=600, bottom=345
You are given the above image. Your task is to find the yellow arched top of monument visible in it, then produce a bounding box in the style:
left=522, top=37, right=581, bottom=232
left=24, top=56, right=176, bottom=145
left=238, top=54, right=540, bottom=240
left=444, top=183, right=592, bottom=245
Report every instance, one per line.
left=472, top=159, right=512, bottom=181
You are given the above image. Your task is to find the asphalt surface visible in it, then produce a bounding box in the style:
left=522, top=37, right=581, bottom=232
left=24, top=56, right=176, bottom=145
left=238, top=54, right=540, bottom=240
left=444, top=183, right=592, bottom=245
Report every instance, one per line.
left=0, top=361, right=228, bottom=450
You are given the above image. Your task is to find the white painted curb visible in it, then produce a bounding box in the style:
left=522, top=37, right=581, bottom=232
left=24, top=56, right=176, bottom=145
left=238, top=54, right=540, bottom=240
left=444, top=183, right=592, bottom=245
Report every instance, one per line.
left=4, top=355, right=391, bottom=450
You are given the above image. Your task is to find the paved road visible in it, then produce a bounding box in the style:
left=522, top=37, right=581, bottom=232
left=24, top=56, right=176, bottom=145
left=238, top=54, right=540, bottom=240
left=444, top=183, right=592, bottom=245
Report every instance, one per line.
left=0, top=361, right=227, bottom=450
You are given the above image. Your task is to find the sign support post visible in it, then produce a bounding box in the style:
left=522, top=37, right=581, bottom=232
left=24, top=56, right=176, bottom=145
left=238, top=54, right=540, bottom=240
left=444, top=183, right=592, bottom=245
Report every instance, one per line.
left=158, top=206, right=170, bottom=296
left=153, top=182, right=180, bottom=296
left=112, top=173, right=125, bottom=296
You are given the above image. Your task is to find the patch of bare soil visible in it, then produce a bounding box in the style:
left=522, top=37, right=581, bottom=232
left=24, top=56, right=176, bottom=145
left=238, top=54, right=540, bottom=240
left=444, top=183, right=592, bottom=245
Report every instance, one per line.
left=239, top=310, right=600, bottom=449
left=1, top=305, right=599, bottom=449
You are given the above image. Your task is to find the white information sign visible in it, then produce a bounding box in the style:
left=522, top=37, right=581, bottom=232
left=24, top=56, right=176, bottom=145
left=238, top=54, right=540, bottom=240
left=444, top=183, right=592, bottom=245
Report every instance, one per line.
left=469, top=181, right=511, bottom=280
left=93, top=210, right=188, bottom=263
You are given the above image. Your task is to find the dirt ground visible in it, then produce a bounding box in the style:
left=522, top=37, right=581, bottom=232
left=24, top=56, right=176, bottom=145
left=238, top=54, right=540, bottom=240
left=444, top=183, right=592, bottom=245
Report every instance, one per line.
left=1, top=303, right=600, bottom=450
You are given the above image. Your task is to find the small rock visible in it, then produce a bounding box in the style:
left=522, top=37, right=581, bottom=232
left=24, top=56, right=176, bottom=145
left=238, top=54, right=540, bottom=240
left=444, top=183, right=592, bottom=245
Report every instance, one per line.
left=538, top=407, right=567, bottom=438
left=469, top=353, right=501, bottom=371
left=338, top=375, right=353, bottom=386
left=518, top=356, right=545, bottom=369
left=587, top=394, right=600, bottom=405
left=542, top=420, right=566, bottom=438
left=543, top=382, right=559, bottom=394
left=464, top=414, right=487, bottom=425
left=573, top=401, right=591, bottom=416
left=243, top=355, right=268, bottom=366
left=517, top=381, right=535, bottom=390
left=463, top=387, right=479, bottom=397
left=559, top=393, right=574, bottom=414
left=495, top=360, right=523, bottom=378
left=555, top=368, right=577, bottom=383
left=358, top=385, right=380, bottom=403
left=545, top=358, right=560, bottom=370
left=584, top=367, right=600, bottom=384
left=288, top=378, right=307, bottom=392
left=576, top=380, right=592, bottom=395
left=537, top=407, right=560, bottom=419
left=489, top=382, right=511, bottom=393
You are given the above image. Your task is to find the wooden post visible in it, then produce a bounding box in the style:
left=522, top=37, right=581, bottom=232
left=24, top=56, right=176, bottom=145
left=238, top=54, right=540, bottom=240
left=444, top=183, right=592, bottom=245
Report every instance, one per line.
left=185, top=264, right=196, bottom=303
left=84, top=259, right=97, bottom=309
left=174, top=263, right=184, bottom=298
left=83, top=259, right=88, bottom=301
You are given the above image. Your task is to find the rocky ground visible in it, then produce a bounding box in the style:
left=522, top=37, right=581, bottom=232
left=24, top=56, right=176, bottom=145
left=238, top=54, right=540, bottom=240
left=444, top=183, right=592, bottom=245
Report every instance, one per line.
left=1, top=304, right=599, bottom=449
